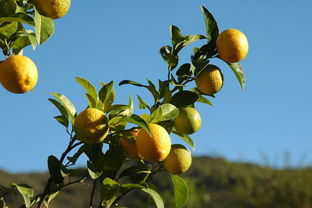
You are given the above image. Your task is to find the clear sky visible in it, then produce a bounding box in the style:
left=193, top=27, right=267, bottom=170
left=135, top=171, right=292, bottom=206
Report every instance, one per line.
left=1, top=0, right=312, bottom=172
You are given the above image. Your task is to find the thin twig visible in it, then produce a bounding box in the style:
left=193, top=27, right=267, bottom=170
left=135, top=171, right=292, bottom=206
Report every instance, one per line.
left=89, top=179, right=97, bottom=208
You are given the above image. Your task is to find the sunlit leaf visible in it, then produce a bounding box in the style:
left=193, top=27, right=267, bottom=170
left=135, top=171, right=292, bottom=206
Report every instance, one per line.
left=173, top=131, right=195, bottom=150
left=122, top=114, right=150, bottom=134
left=50, top=92, right=76, bottom=124
left=34, top=9, right=55, bottom=44
left=150, top=103, right=179, bottom=123
left=227, top=62, right=245, bottom=89
left=0, top=22, right=18, bottom=37
left=171, top=174, right=189, bottom=208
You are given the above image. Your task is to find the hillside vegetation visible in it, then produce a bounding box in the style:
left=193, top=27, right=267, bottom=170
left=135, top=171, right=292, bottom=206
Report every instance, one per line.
left=1, top=156, right=312, bottom=208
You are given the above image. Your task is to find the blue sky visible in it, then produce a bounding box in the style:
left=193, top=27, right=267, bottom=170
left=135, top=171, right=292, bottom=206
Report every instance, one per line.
left=1, top=0, right=312, bottom=172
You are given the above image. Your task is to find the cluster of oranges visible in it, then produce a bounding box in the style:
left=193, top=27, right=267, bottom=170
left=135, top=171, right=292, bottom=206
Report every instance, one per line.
left=0, top=0, right=71, bottom=94
left=73, top=28, right=248, bottom=175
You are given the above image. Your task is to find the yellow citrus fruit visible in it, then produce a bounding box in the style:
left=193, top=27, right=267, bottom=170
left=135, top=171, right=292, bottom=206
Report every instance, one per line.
left=163, top=144, right=192, bottom=174
left=216, top=28, right=249, bottom=63
left=119, top=129, right=141, bottom=160
left=195, top=64, right=223, bottom=96
left=34, top=0, right=71, bottom=19
left=74, top=108, right=109, bottom=144
left=174, top=107, right=201, bottom=135
left=136, top=123, right=171, bottom=162
left=0, top=55, right=38, bottom=94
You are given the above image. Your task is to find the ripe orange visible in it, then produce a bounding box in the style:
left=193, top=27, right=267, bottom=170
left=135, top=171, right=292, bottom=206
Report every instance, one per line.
left=163, top=144, right=192, bottom=174
left=136, top=124, right=171, bottom=162
left=34, top=0, right=71, bottom=19
left=0, top=55, right=38, bottom=94
left=195, top=64, right=223, bottom=96
left=119, top=129, right=141, bottom=160
left=216, top=28, right=249, bottom=63
left=174, top=107, right=201, bottom=135
left=74, top=108, right=109, bottom=144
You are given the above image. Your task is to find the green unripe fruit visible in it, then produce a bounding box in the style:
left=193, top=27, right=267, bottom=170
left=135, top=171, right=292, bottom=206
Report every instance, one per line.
left=174, top=107, right=202, bottom=135
left=163, top=144, right=192, bottom=174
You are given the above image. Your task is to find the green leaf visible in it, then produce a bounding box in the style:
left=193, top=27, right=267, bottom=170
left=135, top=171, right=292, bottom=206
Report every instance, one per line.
left=11, top=33, right=33, bottom=53
left=34, top=9, right=55, bottom=44
left=171, top=174, right=189, bottom=208
left=147, top=79, right=160, bottom=102
left=122, top=114, right=150, bottom=135
left=75, top=77, right=98, bottom=101
left=189, top=88, right=213, bottom=106
left=150, top=103, right=179, bottom=123
left=0, top=197, right=8, bottom=208
left=54, top=115, right=69, bottom=127
left=140, top=187, right=165, bottom=208
left=13, top=184, right=34, bottom=207
left=46, top=191, right=59, bottom=205
left=158, top=80, right=171, bottom=100
left=48, top=98, right=69, bottom=127
left=0, top=0, right=16, bottom=17
left=173, top=131, right=195, bottom=150
left=50, top=92, right=76, bottom=125
left=227, top=62, right=245, bottom=89
left=137, top=95, right=150, bottom=110
left=0, top=22, right=18, bottom=37
left=99, top=81, right=115, bottom=112
left=170, top=25, right=185, bottom=47
left=175, top=34, right=206, bottom=53
left=176, top=64, right=192, bottom=77
left=0, top=13, right=34, bottom=26
left=67, top=144, right=86, bottom=165
left=27, top=32, right=38, bottom=50
left=47, top=155, right=63, bottom=184
left=87, top=160, right=103, bottom=179
left=170, top=91, right=198, bottom=107
left=201, top=6, right=219, bottom=42
left=128, top=96, right=134, bottom=116
left=100, top=178, right=120, bottom=203
left=121, top=183, right=164, bottom=208
left=119, top=80, right=146, bottom=87
left=160, top=45, right=178, bottom=68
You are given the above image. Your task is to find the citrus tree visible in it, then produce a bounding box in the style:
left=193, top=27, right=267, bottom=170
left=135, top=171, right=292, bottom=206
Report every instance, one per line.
left=0, top=1, right=249, bottom=207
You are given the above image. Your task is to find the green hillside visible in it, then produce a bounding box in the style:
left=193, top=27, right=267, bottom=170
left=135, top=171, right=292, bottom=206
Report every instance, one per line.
left=1, top=156, right=312, bottom=208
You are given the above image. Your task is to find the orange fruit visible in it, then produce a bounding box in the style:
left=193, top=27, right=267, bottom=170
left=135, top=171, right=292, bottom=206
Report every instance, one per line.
left=0, top=55, right=38, bottom=94
left=163, top=144, right=192, bottom=174
left=136, top=124, right=171, bottom=162
left=34, top=0, right=71, bottom=19
left=74, top=108, right=109, bottom=144
left=119, top=129, right=141, bottom=160
left=195, top=64, right=223, bottom=96
left=216, top=28, right=249, bottom=63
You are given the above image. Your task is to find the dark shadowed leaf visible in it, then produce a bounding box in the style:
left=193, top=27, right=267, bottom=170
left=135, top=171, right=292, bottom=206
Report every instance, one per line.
left=171, top=91, right=198, bottom=107
left=201, top=6, right=219, bottom=42
left=160, top=46, right=178, bottom=68
left=190, top=88, right=213, bottom=106
left=0, top=0, right=16, bottom=17
left=170, top=25, right=185, bottom=47
left=171, top=174, right=189, bottom=208
left=48, top=155, right=63, bottom=183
